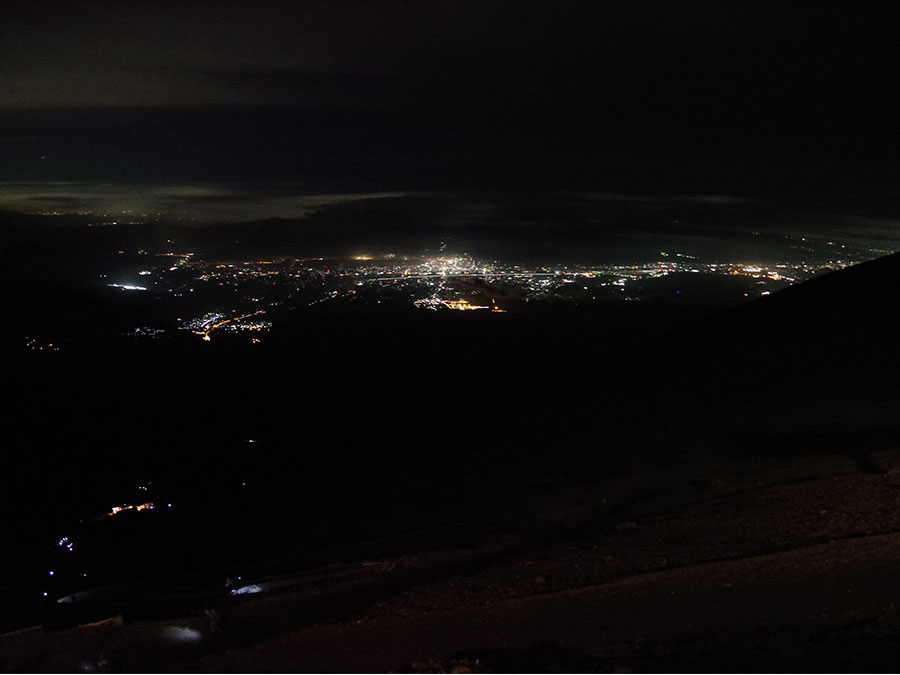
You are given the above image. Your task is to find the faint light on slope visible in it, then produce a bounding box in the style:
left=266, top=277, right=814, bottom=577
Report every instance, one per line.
left=231, top=583, right=263, bottom=595
left=163, top=626, right=204, bottom=643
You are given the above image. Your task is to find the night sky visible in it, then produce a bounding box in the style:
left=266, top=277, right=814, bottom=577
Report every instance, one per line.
left=2, top=1, right=900, bottom=193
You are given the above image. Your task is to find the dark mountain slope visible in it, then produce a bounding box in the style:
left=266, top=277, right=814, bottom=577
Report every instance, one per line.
left=642, top=250, right=900, bottom=438
left=8, top=252, right=900, bottom=672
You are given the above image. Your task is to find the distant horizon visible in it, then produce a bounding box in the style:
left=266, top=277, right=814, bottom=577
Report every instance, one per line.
left=3, top=186, right=899, bottom=273
left=4, top=180, right=900, bottom=219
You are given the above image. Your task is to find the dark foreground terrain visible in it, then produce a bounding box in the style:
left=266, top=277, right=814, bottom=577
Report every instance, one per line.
left=5, top=246, right=900, bottom=671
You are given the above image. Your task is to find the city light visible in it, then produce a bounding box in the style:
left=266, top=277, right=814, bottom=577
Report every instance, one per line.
left=79, top=248, right=877, bottom=342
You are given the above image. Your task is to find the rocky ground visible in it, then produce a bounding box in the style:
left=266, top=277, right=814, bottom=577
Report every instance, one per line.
left=6, top=427, right=900, bottom=673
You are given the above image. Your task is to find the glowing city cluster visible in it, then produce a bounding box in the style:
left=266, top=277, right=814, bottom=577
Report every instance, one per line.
left=82, top=243, right=881, bottom=344
left=11, top=229, right=876, bottom=351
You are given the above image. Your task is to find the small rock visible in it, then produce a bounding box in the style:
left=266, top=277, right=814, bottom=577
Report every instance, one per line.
left=615, top=521, right=638, bottom=532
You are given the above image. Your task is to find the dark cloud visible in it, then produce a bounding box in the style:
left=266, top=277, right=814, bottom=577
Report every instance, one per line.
left=198, top=67, right=405, bottom=108
left=2, top=2, right=900, bottom=192
left=5, top=1, right=889, bottom=112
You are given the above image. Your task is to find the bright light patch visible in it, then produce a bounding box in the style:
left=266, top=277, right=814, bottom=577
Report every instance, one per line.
left=231, top=583, right=263, bottom=595
left=163, top=626, right=204, bottom=643
left=108, top=283, right=148, bottom=291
